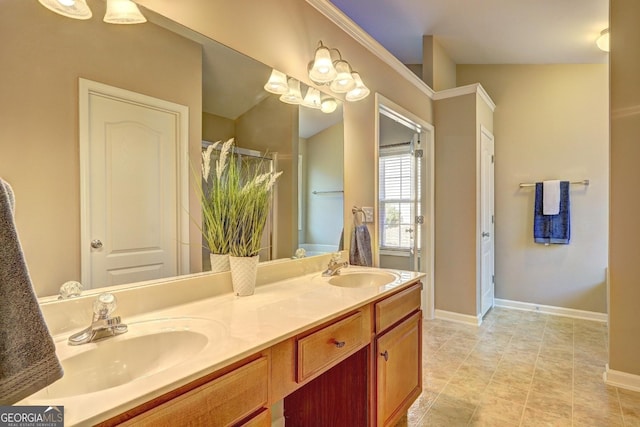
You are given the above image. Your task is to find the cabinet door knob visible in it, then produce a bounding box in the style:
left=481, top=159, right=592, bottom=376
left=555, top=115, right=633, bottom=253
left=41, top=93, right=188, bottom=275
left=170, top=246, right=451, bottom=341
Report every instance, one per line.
left=380, top=350, right=389, bottom=361
left=334, top=340, right=346, bottom=348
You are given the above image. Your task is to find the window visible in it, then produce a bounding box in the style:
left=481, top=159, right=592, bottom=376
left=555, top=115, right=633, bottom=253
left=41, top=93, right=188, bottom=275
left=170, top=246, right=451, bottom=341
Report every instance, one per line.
left=379, top=146, right=420, bottom=250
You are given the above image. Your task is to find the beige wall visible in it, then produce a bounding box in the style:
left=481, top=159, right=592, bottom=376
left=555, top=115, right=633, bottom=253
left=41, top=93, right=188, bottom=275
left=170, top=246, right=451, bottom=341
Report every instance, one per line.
left=202, top=113, right=235, bottom=143
left=434, top=93, right=479, bottom=315
left=423, top=36, right=457, bottom=91
left=458, top=65, right=609, bottom=313
left=0, top=0, right=202, bottom=297
left=609, top=0, right=640, bottom=376
left=136, top=0, right=435, bottom=254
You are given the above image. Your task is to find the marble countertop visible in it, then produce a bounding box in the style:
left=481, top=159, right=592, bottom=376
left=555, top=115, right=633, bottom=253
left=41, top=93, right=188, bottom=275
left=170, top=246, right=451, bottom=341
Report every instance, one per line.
left=21, top=266, right=425, bottom=426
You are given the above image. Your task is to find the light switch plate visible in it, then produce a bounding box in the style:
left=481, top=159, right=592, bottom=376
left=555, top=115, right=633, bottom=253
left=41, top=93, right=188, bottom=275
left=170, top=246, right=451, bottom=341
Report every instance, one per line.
left=362, top=206, right=374, bottom=223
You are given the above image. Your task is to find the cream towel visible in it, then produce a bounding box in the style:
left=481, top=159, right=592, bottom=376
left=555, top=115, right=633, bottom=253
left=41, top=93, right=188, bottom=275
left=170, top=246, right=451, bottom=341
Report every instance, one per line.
left=0, top=178, right=63, bottom=404
left=543, top=180, right=561, bottom=215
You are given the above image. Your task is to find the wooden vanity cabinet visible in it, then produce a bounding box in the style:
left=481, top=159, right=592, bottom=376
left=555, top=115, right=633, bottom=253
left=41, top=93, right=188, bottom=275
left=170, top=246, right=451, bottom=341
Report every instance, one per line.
left=374, top=283, right=422, bottom=427
left=283, top=281, right=423, bottom=427
left=100, top=281, right=423, bottom=427
left=105, top=356, right=270, bottom=427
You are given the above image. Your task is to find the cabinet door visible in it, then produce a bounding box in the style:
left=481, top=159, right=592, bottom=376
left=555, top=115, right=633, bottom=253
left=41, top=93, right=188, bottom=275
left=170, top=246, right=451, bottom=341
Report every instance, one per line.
left=376, top=311, right=422, bottom=427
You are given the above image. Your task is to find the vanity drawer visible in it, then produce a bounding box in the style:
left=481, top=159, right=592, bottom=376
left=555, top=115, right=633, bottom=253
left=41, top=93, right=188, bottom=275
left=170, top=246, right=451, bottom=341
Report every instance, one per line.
left=121, top=356, right=268, bottom=427
left=296, top=311, right=366, bottom=383
left=375, top=282, right=422, bottom=333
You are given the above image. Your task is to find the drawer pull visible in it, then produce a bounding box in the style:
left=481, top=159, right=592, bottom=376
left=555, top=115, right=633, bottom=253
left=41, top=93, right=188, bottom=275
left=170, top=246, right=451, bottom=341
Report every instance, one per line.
left=334, top=340, right=346, bottom=348
left=380, top=350, right=389, bottom=362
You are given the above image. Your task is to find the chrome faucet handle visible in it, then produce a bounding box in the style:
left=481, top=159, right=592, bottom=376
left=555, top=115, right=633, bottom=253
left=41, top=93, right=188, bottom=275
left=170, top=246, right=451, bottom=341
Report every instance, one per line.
left=92, top=293, right=118, bottom=320
left=329, top=252, right=341, bottom=264
left=58, top=281, right=83, bottom=299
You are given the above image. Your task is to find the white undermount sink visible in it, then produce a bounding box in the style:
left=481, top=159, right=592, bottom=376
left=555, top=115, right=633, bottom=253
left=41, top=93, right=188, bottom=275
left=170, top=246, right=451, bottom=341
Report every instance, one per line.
left=30, top=317, right=223, bottom=399
left=328, top=269, right=399, bottom=288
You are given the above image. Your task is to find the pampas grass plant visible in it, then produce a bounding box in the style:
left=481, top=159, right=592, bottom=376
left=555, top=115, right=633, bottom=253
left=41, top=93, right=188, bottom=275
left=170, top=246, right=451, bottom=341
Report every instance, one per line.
left=198, top=138, right=281, bottom=258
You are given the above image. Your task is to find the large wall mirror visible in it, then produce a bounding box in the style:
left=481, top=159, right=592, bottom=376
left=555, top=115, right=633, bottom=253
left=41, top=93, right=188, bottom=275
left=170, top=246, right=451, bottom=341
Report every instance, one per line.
left=0, top=0, right=344, bottom=298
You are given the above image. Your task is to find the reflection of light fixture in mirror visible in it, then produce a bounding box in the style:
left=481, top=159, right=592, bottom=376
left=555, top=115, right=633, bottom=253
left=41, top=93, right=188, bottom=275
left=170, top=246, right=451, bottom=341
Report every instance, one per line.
left=345, top=71, right=370, bottom=102
left=308, top=42, right=338, bottom=84
left=320, top=95, right=338, bottom=114
left=264, top=69, right=289, bottom=94
left=104, top=0, right=147, bottom=24
left=302, top=87, right=322, bottom=109
left=280, top=78, right=304, bottom=104
left=596, top=28, right=609, bottom=52
left=38, top=0, right=92, bottom=20
left=330, top=60, right=357, bottom=93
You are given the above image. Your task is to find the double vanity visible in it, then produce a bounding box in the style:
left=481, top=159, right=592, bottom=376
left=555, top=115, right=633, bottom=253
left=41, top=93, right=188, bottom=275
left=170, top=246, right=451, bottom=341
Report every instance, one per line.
left=24, top=254, right=424, bottom=426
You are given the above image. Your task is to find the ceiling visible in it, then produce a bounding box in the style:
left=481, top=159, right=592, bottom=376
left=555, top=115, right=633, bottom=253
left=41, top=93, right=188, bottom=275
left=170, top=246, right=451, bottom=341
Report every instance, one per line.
left=330, top=0, right=609, bottom=65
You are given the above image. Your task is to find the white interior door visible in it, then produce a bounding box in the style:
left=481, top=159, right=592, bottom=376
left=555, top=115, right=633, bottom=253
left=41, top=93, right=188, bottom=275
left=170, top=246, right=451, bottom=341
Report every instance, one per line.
left=80, top=79, right=189, bottom=289
left=480, top=126, right=495, bottom=317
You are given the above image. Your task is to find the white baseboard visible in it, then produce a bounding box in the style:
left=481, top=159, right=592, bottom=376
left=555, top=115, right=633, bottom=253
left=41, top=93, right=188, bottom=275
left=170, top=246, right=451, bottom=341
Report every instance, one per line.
left=494, top=298, right=607, bottom=323
left=604, top=364, right=640, bottom=392
left=434, top=309, right=482, bottom=326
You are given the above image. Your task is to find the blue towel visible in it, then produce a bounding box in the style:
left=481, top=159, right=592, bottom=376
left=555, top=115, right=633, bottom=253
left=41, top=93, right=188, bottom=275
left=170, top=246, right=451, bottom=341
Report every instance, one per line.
left=533, top=181, right=570, bottom=244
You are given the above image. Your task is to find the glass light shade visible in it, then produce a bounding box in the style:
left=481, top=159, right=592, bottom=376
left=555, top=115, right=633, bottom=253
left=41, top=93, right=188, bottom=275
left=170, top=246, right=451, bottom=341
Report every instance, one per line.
left=320, top=95, right=338, bottom=114
left=38, top=0, right=92, bottom=20
left=345, top=72, right=370, bottom=102
left=308, top=46, right=337, bottom=84
left=596, top=28, right=609, bottom=52
left=329, top=60, right=356, bottom=93
left=279, top=78, right=303, bottom=105
left=104, top=0, right=147, bottom=24
left=264, top=69, right=289, bottom=94
left=301, top=88, right=322, bottom=109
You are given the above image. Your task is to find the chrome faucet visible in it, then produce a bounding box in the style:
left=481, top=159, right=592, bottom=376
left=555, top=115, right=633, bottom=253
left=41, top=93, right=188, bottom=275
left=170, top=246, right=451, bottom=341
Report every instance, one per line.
left=322, top=254, right=349, bottom=277
left=68, top=293, right=128, bottom=345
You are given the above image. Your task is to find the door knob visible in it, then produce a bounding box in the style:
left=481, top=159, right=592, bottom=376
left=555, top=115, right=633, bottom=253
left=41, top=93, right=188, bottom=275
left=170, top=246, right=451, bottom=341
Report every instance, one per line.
left=482, top=232, right=490, bottom=238
left=91, top=239, right=103, bottom=249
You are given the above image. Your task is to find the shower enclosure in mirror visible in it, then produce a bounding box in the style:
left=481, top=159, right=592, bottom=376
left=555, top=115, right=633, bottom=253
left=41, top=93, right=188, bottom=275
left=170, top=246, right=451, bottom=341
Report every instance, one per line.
left=0, top=0, right=344, bottom=298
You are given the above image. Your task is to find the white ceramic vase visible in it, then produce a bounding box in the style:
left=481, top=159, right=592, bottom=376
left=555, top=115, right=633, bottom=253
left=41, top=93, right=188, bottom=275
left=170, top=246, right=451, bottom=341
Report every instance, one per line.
left=209, top=253, right=230, bottom=273
left=229, top=255, right=259, bottom=296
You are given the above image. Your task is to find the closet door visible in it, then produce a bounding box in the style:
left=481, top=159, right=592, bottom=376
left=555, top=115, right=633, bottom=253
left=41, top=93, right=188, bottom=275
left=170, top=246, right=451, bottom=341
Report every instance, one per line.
left=480, top=126, right=495, bottom=317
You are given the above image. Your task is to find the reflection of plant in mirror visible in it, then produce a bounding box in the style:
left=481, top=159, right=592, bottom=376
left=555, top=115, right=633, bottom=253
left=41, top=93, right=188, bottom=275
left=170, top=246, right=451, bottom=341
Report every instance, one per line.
left=197, top=138, right=236, bottom=256
left=197, top=138, right=282, bottom=258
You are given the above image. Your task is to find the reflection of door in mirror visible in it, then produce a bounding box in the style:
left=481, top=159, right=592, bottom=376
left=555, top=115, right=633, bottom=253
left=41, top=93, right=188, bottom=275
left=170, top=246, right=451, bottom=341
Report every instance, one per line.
left=80, top=79, right=190, bottom=290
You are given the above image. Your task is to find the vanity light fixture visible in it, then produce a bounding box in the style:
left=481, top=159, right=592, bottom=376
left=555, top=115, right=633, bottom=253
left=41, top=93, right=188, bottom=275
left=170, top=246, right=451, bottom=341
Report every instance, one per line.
left=301, top=87, right=322, bottom=109
left=38, top=0, right=92, bottom=20
left=329, top=60, right=357, bottom=93
left=308, top=42, right=338, bottom=84
left=264, top=69, right=289, bottom=95
left=263, top=72, right=338, bottom=113
left=308, top=40, right=369, bottom=101
left=596, top=28, right=610, bottom=52
left=279, top=78, right=304, bottom=105
left=104, top=0, right=147, bottom=24
left=320, top=95, right=338, bottom=114
left=346, top=71, right=370, bottom=102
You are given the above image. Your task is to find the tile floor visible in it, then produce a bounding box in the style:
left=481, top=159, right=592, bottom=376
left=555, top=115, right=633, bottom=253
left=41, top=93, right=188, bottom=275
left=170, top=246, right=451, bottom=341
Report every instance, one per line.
left=401, top=307, right=640, bottom=426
